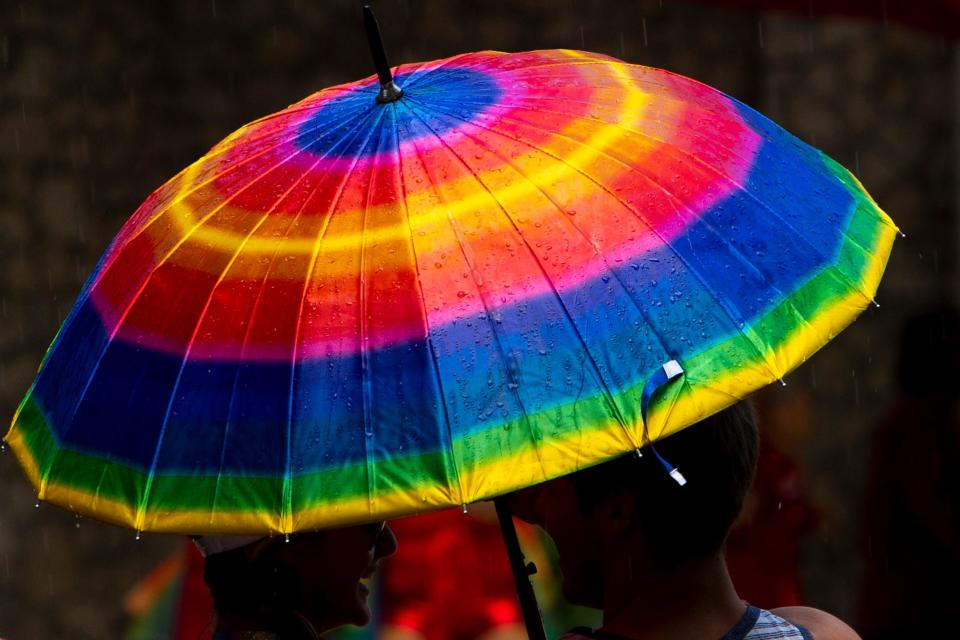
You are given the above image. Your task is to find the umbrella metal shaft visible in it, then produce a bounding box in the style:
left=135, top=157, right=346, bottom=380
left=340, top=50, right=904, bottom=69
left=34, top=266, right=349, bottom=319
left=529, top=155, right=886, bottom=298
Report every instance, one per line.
left=494, top=497, right=548, bottom=640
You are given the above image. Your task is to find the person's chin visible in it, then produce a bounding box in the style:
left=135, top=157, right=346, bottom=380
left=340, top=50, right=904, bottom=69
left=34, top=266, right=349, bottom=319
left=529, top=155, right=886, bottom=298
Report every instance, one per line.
left=349, top=581, right=374, bottom=626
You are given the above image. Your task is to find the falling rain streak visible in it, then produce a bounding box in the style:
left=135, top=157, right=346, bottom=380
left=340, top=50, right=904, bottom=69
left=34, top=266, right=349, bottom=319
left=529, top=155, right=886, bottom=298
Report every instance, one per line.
left=851, top=369, right=860, bottom=406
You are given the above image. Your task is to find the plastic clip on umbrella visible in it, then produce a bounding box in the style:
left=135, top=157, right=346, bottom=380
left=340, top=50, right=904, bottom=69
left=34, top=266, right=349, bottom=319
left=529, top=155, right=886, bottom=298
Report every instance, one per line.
left=5, top=7, right=896, bottom=639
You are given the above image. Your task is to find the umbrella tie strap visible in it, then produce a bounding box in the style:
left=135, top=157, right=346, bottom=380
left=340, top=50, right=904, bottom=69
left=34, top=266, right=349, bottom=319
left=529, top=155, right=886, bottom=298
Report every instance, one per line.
left=649, top=444, right=687, bottom=486
left=639, top=360, right=687, bottom=486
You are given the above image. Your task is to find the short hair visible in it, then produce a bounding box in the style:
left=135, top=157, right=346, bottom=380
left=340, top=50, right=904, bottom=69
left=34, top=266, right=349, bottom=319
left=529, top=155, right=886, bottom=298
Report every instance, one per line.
left=568, top=401, right=758, bottom=566
left=204, top=541, right=312, bottom=639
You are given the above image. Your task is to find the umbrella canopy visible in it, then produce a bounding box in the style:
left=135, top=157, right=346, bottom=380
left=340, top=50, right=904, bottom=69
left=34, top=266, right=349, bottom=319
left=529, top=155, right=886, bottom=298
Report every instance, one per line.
left=5, top=48, right=896, bottom=535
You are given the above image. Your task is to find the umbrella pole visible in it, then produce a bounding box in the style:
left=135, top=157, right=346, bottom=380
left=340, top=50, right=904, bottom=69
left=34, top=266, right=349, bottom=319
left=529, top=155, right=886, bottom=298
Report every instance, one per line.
left=494, top=497, right=547, bottom=640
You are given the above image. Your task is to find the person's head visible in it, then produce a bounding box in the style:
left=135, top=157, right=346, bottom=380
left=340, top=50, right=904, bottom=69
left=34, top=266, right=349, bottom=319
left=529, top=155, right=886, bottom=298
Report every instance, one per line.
left=510, top=401, right=758, bottom=608
left=202, top=522, right=398, bottom=638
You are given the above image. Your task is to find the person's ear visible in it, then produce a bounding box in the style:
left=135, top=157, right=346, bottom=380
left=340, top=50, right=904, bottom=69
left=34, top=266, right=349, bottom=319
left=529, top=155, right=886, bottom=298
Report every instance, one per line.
left=599, top=487, right=635, bottom=537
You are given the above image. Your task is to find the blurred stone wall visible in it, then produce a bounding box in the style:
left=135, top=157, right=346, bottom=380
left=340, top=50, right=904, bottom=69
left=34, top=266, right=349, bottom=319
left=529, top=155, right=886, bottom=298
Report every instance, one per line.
left=756, top=12, right=956, bottom=618
left=0, top=1, right=954, bottom=638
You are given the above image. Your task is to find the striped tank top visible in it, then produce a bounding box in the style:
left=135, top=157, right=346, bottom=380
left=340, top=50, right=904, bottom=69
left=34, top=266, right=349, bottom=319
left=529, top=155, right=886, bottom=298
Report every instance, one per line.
left=560, top=606, right=813, bottom=640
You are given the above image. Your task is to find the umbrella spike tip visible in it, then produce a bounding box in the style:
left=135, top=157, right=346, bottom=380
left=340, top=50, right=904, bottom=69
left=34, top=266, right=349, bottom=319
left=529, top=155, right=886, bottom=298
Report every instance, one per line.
left=362, top=3, right=402, bottom=102
left=461, top=503, right=469, bottom=514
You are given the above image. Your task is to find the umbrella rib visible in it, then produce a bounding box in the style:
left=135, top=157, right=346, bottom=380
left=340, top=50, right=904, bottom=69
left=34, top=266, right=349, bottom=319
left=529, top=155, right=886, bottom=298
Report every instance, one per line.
left=429, top=111, right=679, bottom=356
left=472, top=107, right=864, bottom=359
left=206, top=147, right=337, bottom=523
left=412, top=100, right=795, bottom=382
left=406, top=105, right=640, bottom=445
left=392, top=100, right=468, bottom=508
left=60, top=103, right=376, bottom=425
left=418, top=125, right=678, bottom=446
left=227, top=56, right=685, bottom=142
left=450, top=95, right=891, bottom=298
left=193, top=106, right=379, bottom=524
left=284, top=112, right=385, bottom=533
left=397, top=53, right=473, bottom=89
left=109, top=103, right=379, bottom=263
left=207, top=210, right=305, bottom=522
left=196, top=100, right=382, bottom=166
left=227, top=84, right=381, bottom=130
left=134, top=144, right=322, bottom=532
left=40, top=138, right=332, bottom=510
left=397, top=50, right=580, bottom=89
left=399, top=105, right=553, bottom=484
left=357, top=108, right=393, bottom=522
left=465, top=98, right=888, bottom=335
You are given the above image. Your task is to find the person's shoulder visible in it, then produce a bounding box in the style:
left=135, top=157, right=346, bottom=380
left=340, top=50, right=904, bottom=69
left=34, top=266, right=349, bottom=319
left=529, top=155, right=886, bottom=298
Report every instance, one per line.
left=771, top=606, right=862, bottom=640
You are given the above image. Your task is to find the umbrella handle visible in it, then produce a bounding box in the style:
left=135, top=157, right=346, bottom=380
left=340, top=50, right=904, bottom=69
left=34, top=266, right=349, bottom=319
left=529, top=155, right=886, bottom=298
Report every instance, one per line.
left=494, top=497, right=548, bottom=640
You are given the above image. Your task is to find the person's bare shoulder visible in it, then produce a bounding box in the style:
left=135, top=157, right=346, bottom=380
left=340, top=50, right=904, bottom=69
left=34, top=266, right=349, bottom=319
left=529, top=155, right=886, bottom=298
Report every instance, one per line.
left=771, top=606, right=862, bottom=640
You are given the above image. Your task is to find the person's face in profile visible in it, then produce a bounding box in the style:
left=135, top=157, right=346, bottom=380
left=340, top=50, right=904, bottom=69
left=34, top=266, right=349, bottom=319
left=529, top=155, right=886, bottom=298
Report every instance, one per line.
left=510, top=479, right=608, bottom=609
left=266, top=521, right=398, bottom=630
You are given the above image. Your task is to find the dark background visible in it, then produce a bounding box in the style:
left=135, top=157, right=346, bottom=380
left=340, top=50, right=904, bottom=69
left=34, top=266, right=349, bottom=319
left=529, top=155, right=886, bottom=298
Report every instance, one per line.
left=1, top=1, right=956, bottom=638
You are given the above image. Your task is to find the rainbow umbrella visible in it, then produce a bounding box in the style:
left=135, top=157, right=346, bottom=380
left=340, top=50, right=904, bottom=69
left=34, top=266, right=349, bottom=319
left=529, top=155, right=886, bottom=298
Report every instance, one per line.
left=6, top=10, right=894, bottom=551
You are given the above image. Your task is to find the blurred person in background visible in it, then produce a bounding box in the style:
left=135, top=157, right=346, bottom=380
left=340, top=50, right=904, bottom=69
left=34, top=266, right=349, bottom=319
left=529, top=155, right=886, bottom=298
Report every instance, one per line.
left=858, top=306, right=960, bottom=638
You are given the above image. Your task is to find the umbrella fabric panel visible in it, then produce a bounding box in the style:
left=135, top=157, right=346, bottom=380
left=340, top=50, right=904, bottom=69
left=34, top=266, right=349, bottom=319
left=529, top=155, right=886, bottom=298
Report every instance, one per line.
left=5, top=50, right=896, bottom=533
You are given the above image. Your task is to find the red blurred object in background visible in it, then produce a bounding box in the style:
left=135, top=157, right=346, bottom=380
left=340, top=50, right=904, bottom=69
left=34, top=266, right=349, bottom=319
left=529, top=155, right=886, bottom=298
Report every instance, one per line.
left=726, top=442, right=819, bottom=608
left=381, top=507, right=523, bottom=640
left=726, top=391, right=820, bottom=609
